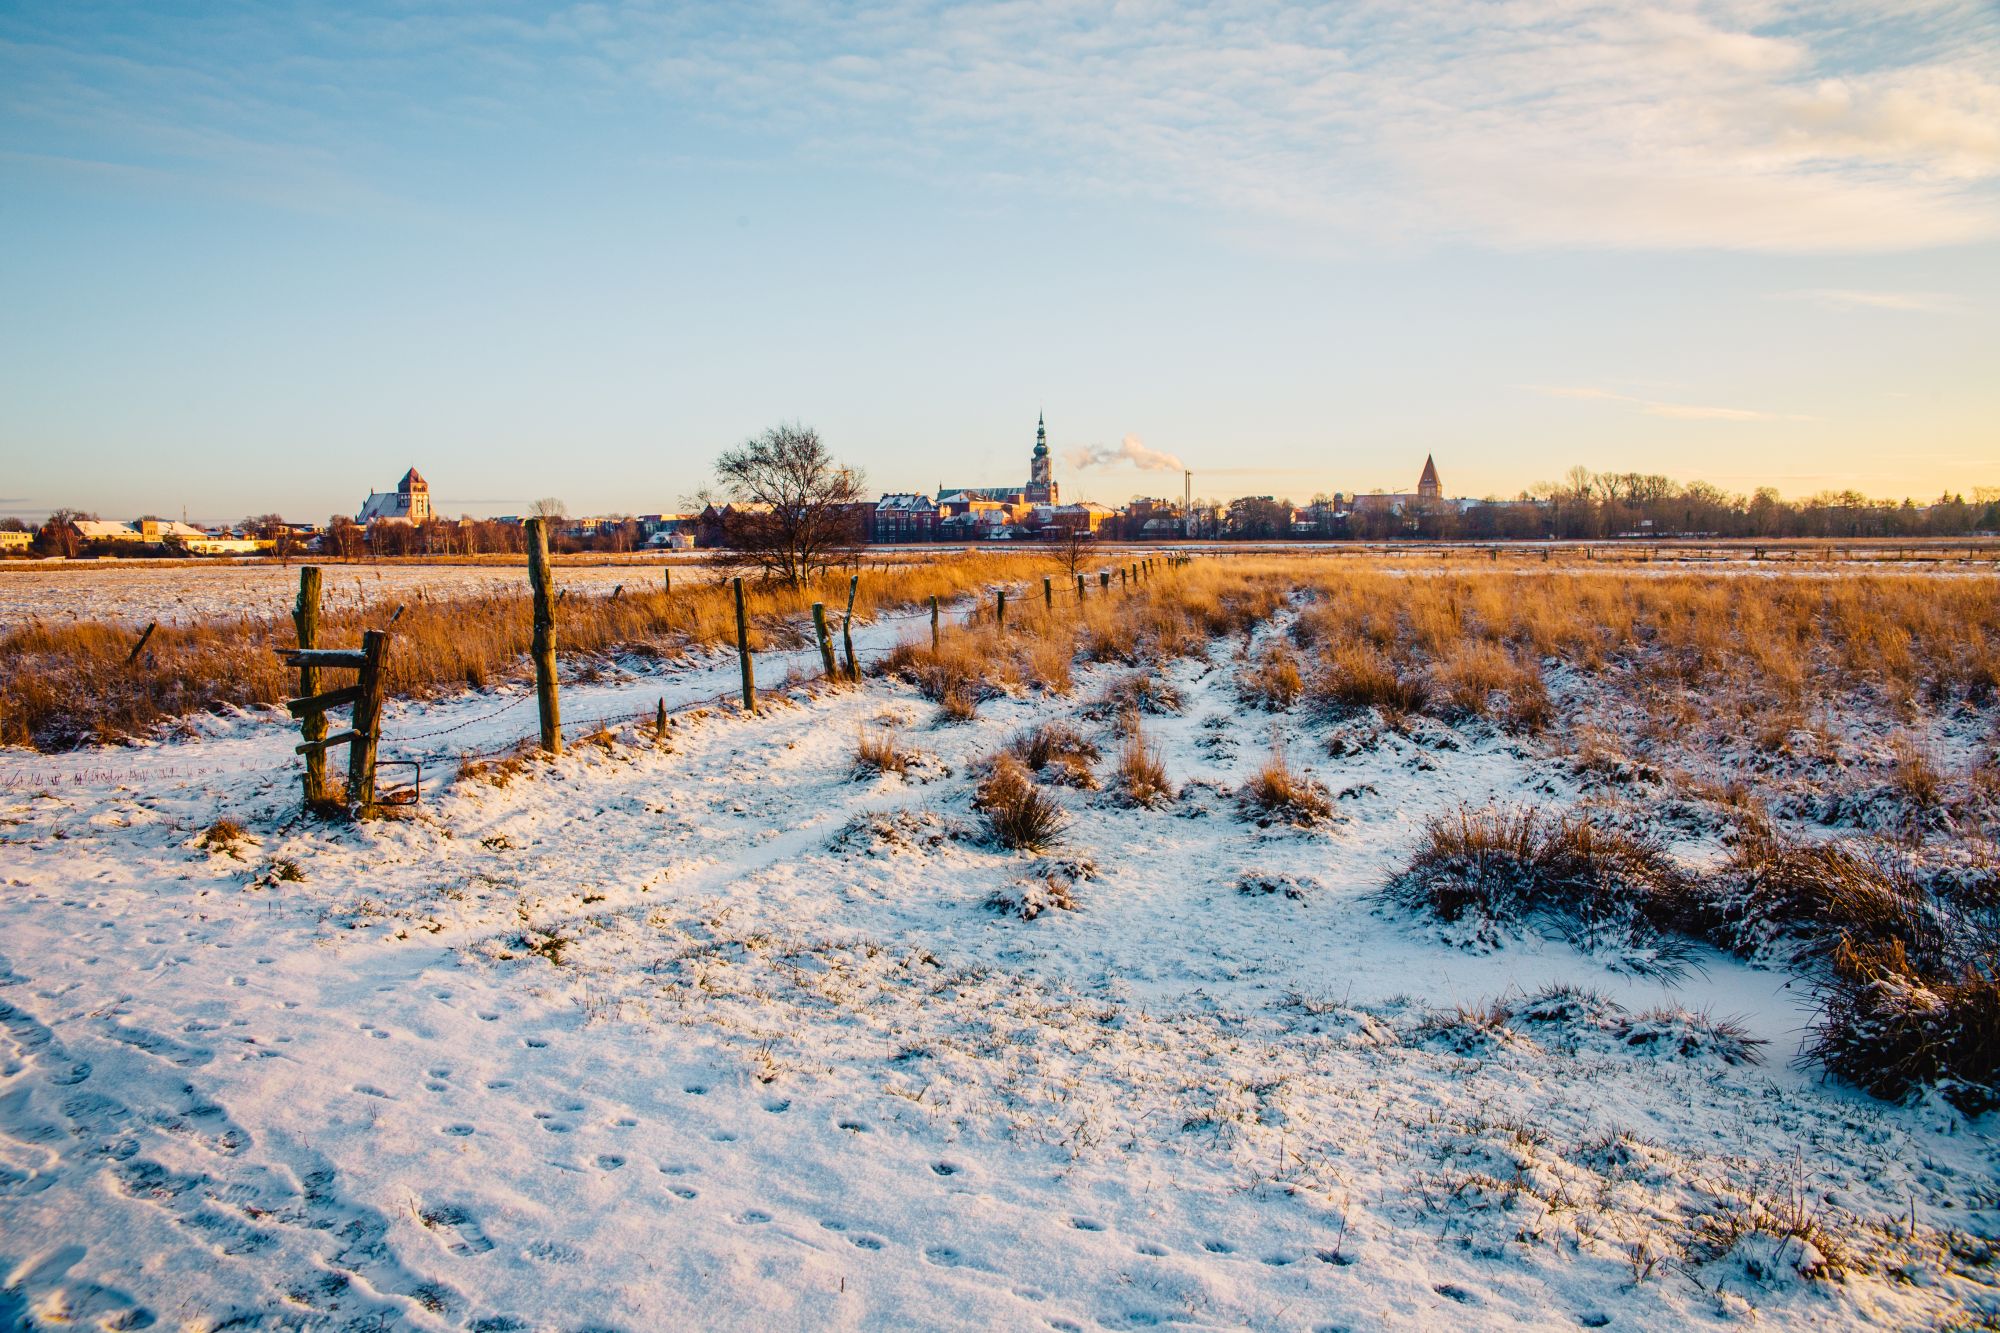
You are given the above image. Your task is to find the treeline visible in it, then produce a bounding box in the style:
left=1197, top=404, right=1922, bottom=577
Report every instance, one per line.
left=1255, top=471, right=2000, bottom=542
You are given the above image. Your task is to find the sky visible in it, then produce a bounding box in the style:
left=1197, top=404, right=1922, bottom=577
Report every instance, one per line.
left=2, top=0, right=1997, bottom=523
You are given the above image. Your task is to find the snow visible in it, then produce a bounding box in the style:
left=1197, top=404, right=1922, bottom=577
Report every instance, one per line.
left=0, top=560, right=695, bottom=628
left=2, top=595, right=1996, bottom=1330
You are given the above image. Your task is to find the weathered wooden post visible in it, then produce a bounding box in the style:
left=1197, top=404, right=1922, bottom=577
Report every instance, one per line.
left=663, top=568, right=671, bottom=594
left=347, top=630, right=389, bottom=818
left=812, top=602, right=838, bottom=679
left=930, top=595, right=940, bottom=651
left=995, top=588, right=1006, bottom=630
left=1100, top=570, right=1111, bottom=590
left=127, top=622, right=157, bottom=666
left=841, top=574, right=859, bottom=681
left=1076, top=573, right=1086, bottom=601
left=656, top=698, right=668, bottom=740
left=732, top=576, right=756, bottom=712
left=292, top=568, right=329, bottom=807
left=1043, top=576, right=1053, bottom=611
left=1120, top=567, right=1127, bottom=589
left=525, top=518, right=562, bottom=754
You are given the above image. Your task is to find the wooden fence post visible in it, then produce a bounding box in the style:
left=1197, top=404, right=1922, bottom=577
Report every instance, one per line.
left=841, top=575, right=859, bottom=681
left=733, top=576, right=756, bottom=712
left=812, top=602, right=838, bottom=678
left=930, top=595, right=940, bottom=651
left=1100, top=570, right=1111, bottom=590
left=1120, top=567, right=1127, bottom=589
left=525, top=518, right=562, bottom=754
left=347, top=630, right=389, bottom=818
left=1043, top=576, right=1053, bottom=610
left=664, top=568, right=671, bottom=594
left=1076, top=573, right=1085, bottom=601
left=656, top=698, right=668, bottom=740
left=995, top=589, right=1006, bottom=630
left=127, top=621, right=157, bottom=666
left=292, top=568, right=330, bottom=807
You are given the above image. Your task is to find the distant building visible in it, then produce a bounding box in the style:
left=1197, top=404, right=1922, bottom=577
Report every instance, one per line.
left=358, top=468, right=432, bottom=525
left=873, top=493, right=940, bottom=543
left=1418, top=454, right=1441, bottom=502
left=0, top=531, right=32, bottom=552
left=71, top=519, right=209, bottom=544
left=1352, top=456, right=1451, bottom=516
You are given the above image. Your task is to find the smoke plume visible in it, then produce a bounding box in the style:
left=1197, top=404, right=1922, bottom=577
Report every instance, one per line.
left=1063, top=434, right=1185, bottom=473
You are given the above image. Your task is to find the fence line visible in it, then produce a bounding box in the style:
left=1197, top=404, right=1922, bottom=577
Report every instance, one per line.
left=377, top=559, right=1166, bottom=769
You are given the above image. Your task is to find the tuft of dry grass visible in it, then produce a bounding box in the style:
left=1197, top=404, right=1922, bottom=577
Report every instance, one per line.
left=1310, top=641, right=1429, bottom=718
left=974, top=753, right=1069, bottom=851
left=1809, top=938, right=2000, bottom=1113
left=1239, top=738, right=1332, bottom=826
left=1387, top=805, right=1699, bottom=979
left=853, top=726, right=915, bottom=778
left=195, top=817, right=250, bottom=856
left=1007, top=723, right=1100, bottom=788
left=1116, top=721, right=1174, bottom=807
left=1239, top=644, right=1305, bottom=710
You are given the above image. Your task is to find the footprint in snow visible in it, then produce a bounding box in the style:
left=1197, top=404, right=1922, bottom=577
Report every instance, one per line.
left=1070, top=1219, right=1105, bottom=1232
left=763, top=1099, right=789, bottom=1114
left=1434, top=1284, right=1479, bottom=1306
left=736, top=1210, right=771, bottom=1225
left=1201, top=1239, right=1233, bottom=1254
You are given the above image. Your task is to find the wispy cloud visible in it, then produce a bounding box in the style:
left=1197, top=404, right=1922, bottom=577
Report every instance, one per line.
left=1534, top=386, right=1816, bottom=423
left=1065, top=435, right=1186, bottom=473
left=8, top=1, right=1996, bottom=252
left=1771, top=288, right=1969, bottom=312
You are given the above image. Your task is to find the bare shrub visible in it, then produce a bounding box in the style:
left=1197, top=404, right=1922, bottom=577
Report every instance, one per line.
left=1385, top=806, right=1699, bottom=979
left=1239, top=739, right=1333, bottom=826
left=975, top=753, right=1069, bottom=851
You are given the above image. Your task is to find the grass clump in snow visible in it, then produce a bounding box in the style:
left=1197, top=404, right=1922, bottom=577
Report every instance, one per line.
left=975, top=753, right=1068, bottom=851
left=1115, top=723, right=1174, bottom=808
left=1712, top=832, right=1941, bottom=966
left=1238, top=644, right=1304, bottom=710
left=1238, top=738, right=1332, bottom=827
left=1308, top=641, right=1429, bottom=719
left=196, top=817, right=252, bottom=857
left=852, top=726, right=916, bottom=778
left=1385, top=805, right=1700, bottom=980
left=1006, top=722, right=1100, bottom=788
left=1809, top=938, right=2000, bottom=1114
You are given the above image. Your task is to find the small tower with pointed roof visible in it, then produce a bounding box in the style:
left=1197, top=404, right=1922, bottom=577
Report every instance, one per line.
left=1417, top=454, right=1441, bottom=503
left=1026, top=411, right=1058, bottom=504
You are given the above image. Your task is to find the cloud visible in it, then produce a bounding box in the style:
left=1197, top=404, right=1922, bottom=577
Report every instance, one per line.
left=8, top=1, right=1998, bottom=252
left=1771, top=288, right=1967, bottom=312
left=1534, top=386, right=1816, bottom=423
left=1064, top=435, right=1186, bottom=473
left=600, top=0, right=2000, bottom=253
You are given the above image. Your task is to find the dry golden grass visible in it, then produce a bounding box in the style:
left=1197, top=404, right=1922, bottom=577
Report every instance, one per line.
left=0, top=551, right=1058, bottom=749
left=1117, top=723, right=1174, bottom=807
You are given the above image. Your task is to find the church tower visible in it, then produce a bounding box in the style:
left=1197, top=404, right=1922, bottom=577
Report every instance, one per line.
left=1027, top=412, right=1057, bottom=504
left=1417, top=454, right=1440, bottom=503
left=399, top=467, right=432, bottom=523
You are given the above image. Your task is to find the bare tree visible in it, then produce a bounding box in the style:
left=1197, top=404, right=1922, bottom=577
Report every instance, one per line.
left=708, top=424, right=866, bottom=586
left=1041, top=512, right=1093, bottom=582
left=528, top=497, right=568, bottom=521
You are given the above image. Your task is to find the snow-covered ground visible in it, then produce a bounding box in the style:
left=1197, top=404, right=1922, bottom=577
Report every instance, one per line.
left=2, top=602, right=1996, bottom=1330
left=0, top=561, right=697, bottom=628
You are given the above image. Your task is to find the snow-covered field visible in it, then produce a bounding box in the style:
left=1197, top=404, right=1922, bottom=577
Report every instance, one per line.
left=2, top=592, right=1996, bottom=1330
left=0, top=561, right=697, bottom=628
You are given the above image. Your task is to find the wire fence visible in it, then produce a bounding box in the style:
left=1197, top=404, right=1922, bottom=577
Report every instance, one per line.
left=380, top=559, right=1177, bottom=770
